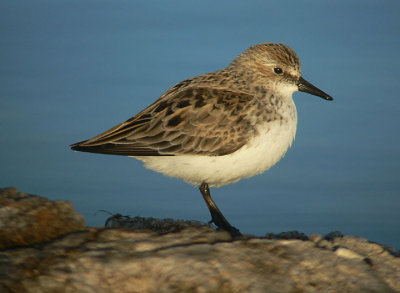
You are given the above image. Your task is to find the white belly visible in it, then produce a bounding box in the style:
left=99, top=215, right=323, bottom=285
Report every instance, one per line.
left=134, top=117, right=297, bottom=187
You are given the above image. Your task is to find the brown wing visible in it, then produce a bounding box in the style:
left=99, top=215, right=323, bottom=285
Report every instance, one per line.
left=70, top=86, right=256, bottom=156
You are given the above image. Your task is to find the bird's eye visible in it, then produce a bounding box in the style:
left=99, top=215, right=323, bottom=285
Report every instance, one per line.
left=274, top=67, right=283, bottom=74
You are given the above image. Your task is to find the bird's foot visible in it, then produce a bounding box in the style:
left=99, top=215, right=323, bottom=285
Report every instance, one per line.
left=209, top=216, right=242, bottom=237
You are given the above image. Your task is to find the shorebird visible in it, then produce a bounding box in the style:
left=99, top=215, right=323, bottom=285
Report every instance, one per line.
left=71, top=43, right=333, bottom=236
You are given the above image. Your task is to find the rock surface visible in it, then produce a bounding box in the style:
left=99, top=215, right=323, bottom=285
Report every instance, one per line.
left=0, top=187, right=399, bottom=293
left=0, top=187, right=85, bottom=249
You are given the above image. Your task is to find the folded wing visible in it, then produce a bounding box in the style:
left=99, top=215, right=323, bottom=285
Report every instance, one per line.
left=70, top=86, right=256, bottom=156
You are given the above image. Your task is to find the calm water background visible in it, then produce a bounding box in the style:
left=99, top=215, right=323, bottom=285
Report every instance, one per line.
left=1, top=1, right=399, bottom=249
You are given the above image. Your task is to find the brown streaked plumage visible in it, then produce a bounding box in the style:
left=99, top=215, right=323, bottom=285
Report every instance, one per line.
left=71, top=43, right=333, bottom=236
left=72, top=87, right=257, bottom=156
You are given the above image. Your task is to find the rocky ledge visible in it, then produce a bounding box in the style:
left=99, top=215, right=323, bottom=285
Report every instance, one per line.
left=0, top=187, right=399, bottom=293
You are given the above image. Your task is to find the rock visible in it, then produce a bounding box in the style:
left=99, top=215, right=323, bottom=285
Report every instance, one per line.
left=0, top=187, right=85, bottom=249
left=331, top=235, right=400, bottom=291
left=266, top=230, right=309, bottom=240
left=104, top=212, right=206, bottom=234
left=0, top=187, right=399, bottom=293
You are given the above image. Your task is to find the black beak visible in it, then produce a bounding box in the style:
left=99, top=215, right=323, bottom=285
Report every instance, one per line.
left=297, top=77, right=333, bottom=101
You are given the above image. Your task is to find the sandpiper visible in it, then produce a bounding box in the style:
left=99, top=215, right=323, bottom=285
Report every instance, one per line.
left=71, top=43, right=333, bottom=236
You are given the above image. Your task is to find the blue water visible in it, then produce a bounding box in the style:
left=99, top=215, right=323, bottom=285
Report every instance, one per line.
left=1, top=1, right=399, bottom=249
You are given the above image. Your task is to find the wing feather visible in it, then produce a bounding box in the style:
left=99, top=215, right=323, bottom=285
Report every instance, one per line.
left=70, top=86, right=256, bottom=156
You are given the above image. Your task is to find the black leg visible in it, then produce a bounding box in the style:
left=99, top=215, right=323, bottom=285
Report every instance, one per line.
left=199, top=182, right=241, bottom=237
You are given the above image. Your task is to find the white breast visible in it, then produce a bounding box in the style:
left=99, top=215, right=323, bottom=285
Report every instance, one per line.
left=135, top=106, right=297, bottom=187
